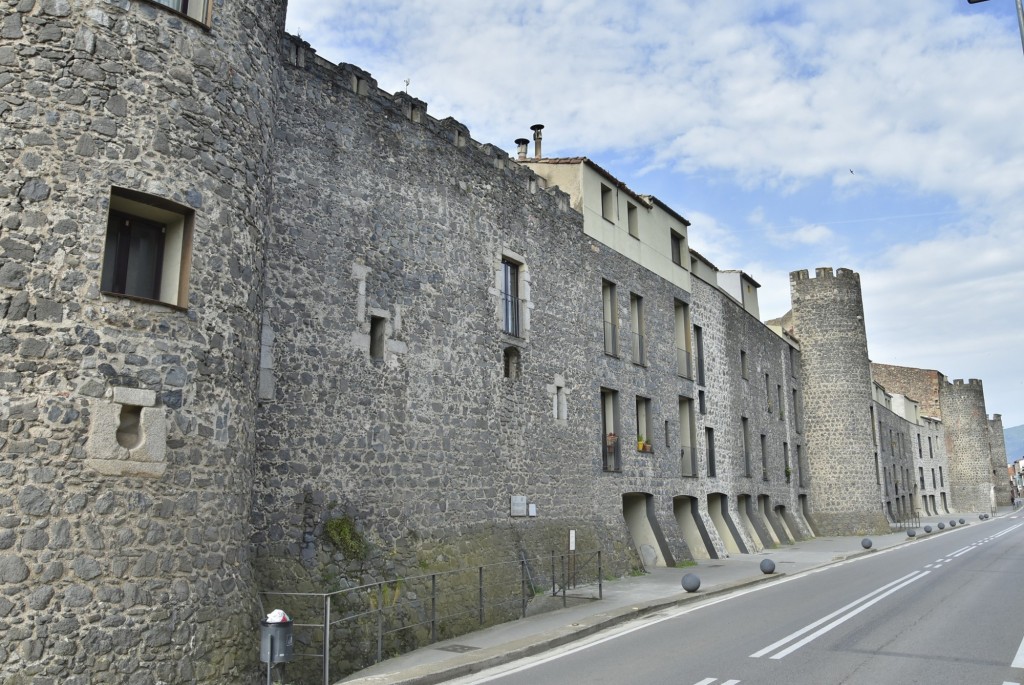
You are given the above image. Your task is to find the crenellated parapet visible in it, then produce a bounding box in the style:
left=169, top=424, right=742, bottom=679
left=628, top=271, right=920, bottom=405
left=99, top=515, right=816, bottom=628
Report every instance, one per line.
left=940, top=375, right=995, bottom=512
left=788, top=267, right=888, bottom=534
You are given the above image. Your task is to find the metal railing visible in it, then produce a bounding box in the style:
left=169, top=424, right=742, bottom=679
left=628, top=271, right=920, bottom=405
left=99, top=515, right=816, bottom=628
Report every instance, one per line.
left=632, top=332, right=646, bottom=366
left=603, top=434, right=621, bottom=472
left=603, top=321, right=618, bottom=356
left=259, top=549, right=604, bottom=684
left=502, top=293, right=524, bottom=337
left=676, top=347, right=692, bottom=379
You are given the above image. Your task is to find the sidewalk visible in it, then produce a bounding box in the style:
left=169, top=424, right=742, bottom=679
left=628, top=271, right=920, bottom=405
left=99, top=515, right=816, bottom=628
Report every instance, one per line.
left=339, top=511, right=1003, bottom=685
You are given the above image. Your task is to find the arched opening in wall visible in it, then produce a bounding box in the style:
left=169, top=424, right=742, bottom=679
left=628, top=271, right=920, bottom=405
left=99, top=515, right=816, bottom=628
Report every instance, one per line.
left=931, top=494, right=939, bottom=514
left=920, top=495, right=930, bottom=516
left=735, top=494, right=765, bottom=552
left=885, top=501, right=895, bottom=522
left=757, top=495, right=783, bottom=545
left=672, top=495, right=716, bottom=560
left=774, top=505, right=796, bottom=543
left=707, top=493, right=745, bottom=555
left=940, top=492, right=949, bottom=514
left=622, top=493, right=674, bottom=569
left=798, top=494, right=818, bottom=537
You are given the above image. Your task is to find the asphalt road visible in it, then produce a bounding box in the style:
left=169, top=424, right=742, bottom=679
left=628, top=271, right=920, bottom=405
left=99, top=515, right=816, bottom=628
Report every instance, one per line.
left=447, top=520, right=1024, bottom=685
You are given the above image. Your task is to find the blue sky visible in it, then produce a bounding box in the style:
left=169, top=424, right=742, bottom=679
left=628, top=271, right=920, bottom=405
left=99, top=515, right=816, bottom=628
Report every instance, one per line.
left=286, top=0, right=1024, bottom=431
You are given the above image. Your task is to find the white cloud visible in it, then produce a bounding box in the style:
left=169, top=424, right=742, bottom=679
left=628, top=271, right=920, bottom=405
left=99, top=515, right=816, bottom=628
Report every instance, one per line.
left=285, top=0, right=1024, bottom=426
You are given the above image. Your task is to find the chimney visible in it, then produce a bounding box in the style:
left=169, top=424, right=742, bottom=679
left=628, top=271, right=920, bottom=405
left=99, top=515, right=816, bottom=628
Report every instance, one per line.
left=515, top=138, right=529, bottom=161
left=530, top=124, right=544, bottom=159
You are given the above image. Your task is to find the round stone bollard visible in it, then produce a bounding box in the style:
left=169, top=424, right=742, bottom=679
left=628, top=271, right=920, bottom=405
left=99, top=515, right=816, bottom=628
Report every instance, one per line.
left=907, top=529, right=917, bottom=537
left=938, top=522, right=945, bottom=530
left=861, top=538, right=872, bottom=549
left=924, top=525, right=932, bottom=533
left=760, top=558, right=776, bottom=574
left=979, top=514, right=985, bottom=520
left=959, top=518, right=965, bottom=524
left=682, top=573, right=701, bottom=593
left=949, top=520, right=956, bottom=527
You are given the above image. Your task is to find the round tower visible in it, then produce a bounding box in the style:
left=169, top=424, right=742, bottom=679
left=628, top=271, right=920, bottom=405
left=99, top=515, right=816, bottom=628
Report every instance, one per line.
left=0, top=1, right=284, bottom=680
left=940, top=379, right=995, bottom=513
left=790, top=267, right=889, bottom=535
left=990, top=414, right=1011, bottom=506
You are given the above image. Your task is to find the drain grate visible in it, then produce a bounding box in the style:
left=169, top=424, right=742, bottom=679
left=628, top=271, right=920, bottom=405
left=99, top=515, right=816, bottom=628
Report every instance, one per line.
left=434, top=644, right=479, bottom=653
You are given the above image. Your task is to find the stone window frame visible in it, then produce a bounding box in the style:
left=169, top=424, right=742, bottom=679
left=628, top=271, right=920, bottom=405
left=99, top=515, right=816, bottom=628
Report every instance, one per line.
left=496, top=249, right=530, bottom=342
left=141, top=0, right=213, bottom=27
left=101, top=187, right=194, bottom=310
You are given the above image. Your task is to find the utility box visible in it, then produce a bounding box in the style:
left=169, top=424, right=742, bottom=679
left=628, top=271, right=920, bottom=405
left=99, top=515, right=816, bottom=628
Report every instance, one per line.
left=259, top=619, right=293, bottom=664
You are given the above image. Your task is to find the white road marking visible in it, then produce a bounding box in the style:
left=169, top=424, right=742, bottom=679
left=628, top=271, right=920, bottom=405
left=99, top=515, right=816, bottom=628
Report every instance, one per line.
left=750, top=571, right=924, bottom=658
left=1011, top=632, right=1024, bottom=669
left=722, top=680, right=741, bottom=685
left=754, top=571, right=931, bottom=660
left=694, top=679, right=717, bottom=685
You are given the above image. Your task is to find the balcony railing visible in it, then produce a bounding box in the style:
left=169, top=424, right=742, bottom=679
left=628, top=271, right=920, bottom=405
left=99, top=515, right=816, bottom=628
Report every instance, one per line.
left=676, top=347, right=692, bottom=379
left=632, top=332, right=646, bottom=366
left=502, top=293, right=523, bottom=338
left=680, top=447, right=696, bottom=477
left=602, top=434, right=621, bottom=472
left=603, top=321, right=618, bottom=356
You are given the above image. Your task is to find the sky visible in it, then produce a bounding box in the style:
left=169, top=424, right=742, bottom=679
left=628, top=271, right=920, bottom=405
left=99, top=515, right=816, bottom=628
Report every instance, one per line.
left=285, top=0, right=1024, bottom=431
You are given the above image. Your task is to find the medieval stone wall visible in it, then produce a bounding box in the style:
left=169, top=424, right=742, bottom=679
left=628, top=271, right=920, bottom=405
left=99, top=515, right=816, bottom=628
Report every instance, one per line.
left=870, top=364, right=943, bottom=418
left=941, top=379, right=994, bottom=512
left=873, top=402, right=916, bottom=522
left=0, top=0, right=282, bottom=681
left=990, top=414, right=1011, bottom=507
left=790, top=268, right=889, bottom=535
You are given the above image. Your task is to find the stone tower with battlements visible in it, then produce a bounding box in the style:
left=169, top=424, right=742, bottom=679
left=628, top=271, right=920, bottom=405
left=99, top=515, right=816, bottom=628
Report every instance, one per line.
left=0, top=0, right=284, bottom=680
left=789, top=268, right=889, bottom=535
left=940, top=379, right=996, bottom=512
left=990, top=414, right=1010, bottom=506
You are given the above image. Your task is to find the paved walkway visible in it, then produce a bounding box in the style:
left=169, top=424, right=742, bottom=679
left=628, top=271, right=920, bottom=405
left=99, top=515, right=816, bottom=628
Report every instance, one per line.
left=339, top=511, right=1005, bottom=685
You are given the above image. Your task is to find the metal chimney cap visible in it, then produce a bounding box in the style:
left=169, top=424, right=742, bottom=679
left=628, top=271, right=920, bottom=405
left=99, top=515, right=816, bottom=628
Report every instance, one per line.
left=514, top=138, right=530, bottom=145
left=530, top=124, right=544, bottom=132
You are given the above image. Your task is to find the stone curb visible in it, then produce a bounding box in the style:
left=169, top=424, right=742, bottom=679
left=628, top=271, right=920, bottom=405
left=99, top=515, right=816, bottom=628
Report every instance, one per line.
left=341, top=572, right=784, bottom=685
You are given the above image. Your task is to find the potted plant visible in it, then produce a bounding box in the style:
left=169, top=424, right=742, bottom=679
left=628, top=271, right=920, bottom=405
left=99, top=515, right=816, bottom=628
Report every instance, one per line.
left=637, top=435, right=645, bottom=451
left=785, top=466, right=792, bottom=482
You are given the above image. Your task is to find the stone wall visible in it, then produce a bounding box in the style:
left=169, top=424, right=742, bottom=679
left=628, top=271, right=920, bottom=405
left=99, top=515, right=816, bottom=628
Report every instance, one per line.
left=990, top=414, right=1011, bottom=507
left=0, top=0, right=282, bottom=681
left=870, top=363, right=943, bottom=419
left=873, top=402, right=916, bottom=521
left=940, top=379, right=994, bottom=513
left=789, top=268, right=889, bottom=535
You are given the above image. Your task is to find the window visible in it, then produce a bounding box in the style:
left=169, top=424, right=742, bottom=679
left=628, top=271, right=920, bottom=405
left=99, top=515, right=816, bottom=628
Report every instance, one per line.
left=792, top=388, right=801, bottom=433
left=796, top=444, right=805, bottom=487
left=777, top=384, right=785, bottom=419
left=671, top=230, right=685, bottom=267
left=627, top=202, right=639, bottom=238
left=698, top=390, right=706, bottom=415
left=600, top=184, right=614, bottom=221
left=101, top=187, right=193, bottom=309
left=705, top=427, right=716, bottom=478
left=694, top=325, right=705, bottom=385
left=939, top=466, right=944, bottom=487
left=765, top=374, right=771, bottom=411
left=602, top=280, right=618, bottom=356
left=760, top=434, right=768, bottom=481
left=917, top=434, right=923, bottom=459
left=601, top=388, right=621, bottom=472
left=503, top=346, right=521, bottom=379
left=150, top=0, right=210, bottom=24
left=636, top=397, right=652, bottom=452
left=919, top=467, right=925, bottom=490
left=630, top=293, right=645, bottom=366
left=370, top=316, right=386, bottom=361
left=680, top=397, right=696, bottom=477
left=928, top=436, right=933, bottom=458
left=553, top=381, right=567, bottom=421
left=674, top=301, right=692, bottom=379
left=783, top=442, right=791, bottom=481
left=741, top=417, right=751, bottom=477
left=740, top=350, right=748, bottom=380
left=932, top=468, right=937, bottom=488
left=501, top=258, right=522, bottom=337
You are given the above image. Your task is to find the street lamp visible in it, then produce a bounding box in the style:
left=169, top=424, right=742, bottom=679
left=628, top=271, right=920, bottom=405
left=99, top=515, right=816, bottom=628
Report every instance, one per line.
left=968, top=0, right=1024, bottom=56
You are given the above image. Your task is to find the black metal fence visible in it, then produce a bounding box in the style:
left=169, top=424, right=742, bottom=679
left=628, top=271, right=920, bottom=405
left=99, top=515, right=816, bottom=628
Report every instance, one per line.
left=259, top=549, right=603, bottom=684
